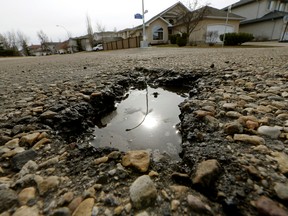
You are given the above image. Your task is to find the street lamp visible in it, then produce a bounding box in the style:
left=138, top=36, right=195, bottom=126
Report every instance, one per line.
left=56, top=25, right=71, bottom=39
left=56, top=25, right=73, bottom=53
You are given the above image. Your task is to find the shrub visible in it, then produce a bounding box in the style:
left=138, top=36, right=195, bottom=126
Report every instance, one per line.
left=176, top=36, right=187, bottom=47
left=170, top=33, right=188, bottom=46
left=169, top=34, right=178, bottom=44
left=220, top=32, right=254, bottom=45
left=0, top=49, right=19, bottom=57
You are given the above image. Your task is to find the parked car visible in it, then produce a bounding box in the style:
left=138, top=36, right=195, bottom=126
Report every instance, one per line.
left=92, top=44, right=103, bottom=51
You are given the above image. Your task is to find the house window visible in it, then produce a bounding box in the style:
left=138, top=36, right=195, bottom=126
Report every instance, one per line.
left=279, top=2, right=285, bottom=11
left=268, top=0, right=276, bottom=10
left=153, top=26, right=164, bottom=40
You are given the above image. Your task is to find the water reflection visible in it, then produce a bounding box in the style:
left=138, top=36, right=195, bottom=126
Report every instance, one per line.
left=142, top=114, right=159, bottom=129
left=91, top=87, right=187, bottom=159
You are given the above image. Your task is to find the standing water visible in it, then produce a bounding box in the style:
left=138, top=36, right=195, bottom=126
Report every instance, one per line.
left=91, top=86, right=187, bottom=159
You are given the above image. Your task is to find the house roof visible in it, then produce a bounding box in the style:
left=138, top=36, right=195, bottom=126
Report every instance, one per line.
left=132, top=1, right=189, bottom=30
left=55, top=41, right=68, bottom=50
left=223, top=0, right=254, bottom=11
left=28, top=45, right=41, bottom=50
left=241, top=11, right=288, bottom=25
left=131, top=2, right=243, bottom=32
left=203, top=6, right=245, bottom=20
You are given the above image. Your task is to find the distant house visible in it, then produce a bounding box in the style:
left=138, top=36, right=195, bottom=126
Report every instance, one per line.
left=55, top=41, right=69, bottom=54
left=28, top=45, right=43, bottom=56
left=69, top=35, right=92, bottom=52
left=94, top=31, right=122, bottom=43
left=126, top=2, right=243, bottom=45
left=223, top=0, right=288, bottom=41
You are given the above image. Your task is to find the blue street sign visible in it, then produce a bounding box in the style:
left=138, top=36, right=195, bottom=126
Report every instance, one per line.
left=134, top=13, right=143, bottom=19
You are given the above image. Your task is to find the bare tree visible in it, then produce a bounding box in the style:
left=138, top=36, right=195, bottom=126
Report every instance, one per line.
left=6, top=31, right=18, bottom=51
left=0, top=33, right=9, bottom=50
left=96, top=22, right=106, bottom=43
left=37, top=30, right=49, bottom=51
left=174, top=0, right=208, bottom=43
left=17, top=31, right=30, bottom=56
left=86, top=14, right=94, bottom=49
left=205, top=31, right=218, bottom=45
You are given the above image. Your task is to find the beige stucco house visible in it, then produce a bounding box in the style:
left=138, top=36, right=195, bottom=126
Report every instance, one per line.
left=126, top=2, right=243, bottom=45
left=178, top=6, right=244, bottom=44
left=224, top=0, right=288, bottom=41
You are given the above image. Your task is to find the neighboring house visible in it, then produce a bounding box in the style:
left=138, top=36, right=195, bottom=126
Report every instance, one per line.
left=127, top=2, right=243, bottom=45
left=28, top=45, right=43, bottom=56
left=129, top=2, right=187, bottom=44
left=44, top=42, right=60, bottom=54
left=55, top=41, right=69, bottom=54
left=94, top=31, right=122, bottom=43
left=69, top=35, right=93, bottom=52
left=223, top=0, right=288, bottom=41
left=69, top=32, right=122, bottom=52
left=182, top=6, right=244, bottom=44
left=116, top=28, right=133, bottom=39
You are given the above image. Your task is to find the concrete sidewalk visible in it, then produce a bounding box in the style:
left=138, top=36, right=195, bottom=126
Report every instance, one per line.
left=244, top=41, right=288, bottom=47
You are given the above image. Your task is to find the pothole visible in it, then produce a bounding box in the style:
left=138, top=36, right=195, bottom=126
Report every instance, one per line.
left=90, top=86, right=188, bottom=160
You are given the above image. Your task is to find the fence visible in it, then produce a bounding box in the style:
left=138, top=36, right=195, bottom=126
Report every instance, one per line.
left=103, top=36, right=141, bottom=51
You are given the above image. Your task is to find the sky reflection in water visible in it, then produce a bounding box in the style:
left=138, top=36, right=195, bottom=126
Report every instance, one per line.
left=91, top=87, right=187, bottom=159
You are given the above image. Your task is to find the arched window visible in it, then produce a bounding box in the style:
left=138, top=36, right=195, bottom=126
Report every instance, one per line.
left=153, top=26, right=163, bottom=40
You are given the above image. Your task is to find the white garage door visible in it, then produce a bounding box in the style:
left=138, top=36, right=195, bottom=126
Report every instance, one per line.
left=206, top=25, right=235, bottom=43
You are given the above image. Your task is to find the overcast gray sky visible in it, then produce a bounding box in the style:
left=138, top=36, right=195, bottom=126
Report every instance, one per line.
left=0, top=0, right=239, bottom=44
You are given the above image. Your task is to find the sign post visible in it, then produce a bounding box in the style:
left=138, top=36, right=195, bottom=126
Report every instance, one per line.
left=141, top=0, right=148, bottom=48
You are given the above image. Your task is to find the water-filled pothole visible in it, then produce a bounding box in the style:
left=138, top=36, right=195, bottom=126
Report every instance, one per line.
left=90, top=86, right=188, bottom=159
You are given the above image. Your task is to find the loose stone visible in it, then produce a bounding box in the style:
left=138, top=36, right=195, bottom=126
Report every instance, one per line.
left=0, top=188, right=18, bottom=213
left=12, top=205, right=39, bottom=216
left=122, top=150, right=150, bottom=172
left=224, top=122, right=243, bottom=135
left=114, top=206, right=124, bottom=215
left=274, top=182, right=288, bottom=201
left=32, top=138, right=51, bottom=150
left=257, top=126, right=282, bottom=139
left=271, top=152, right=288, bottom=175
left=19, top=160, right=38, bottom=177
left=171, top=199, right=180, bottom=211
left=72, top=198, right=94, bottom=216
left=20, top=132, right=40, bottom=146
left=4, top=138, right=19, bottom=149
left=68, top=196, right=83, bottom=213
left=129, top=175, right=157, bottom=209
left=52, top=207, right=71, bottom=216
left=255, top=196, right=288, bottom=216
left=94, top=156, right=109, bottom=165
left=187, top=194, right=211, bottom=213
left=192, top=159, right=221, bottom=188
left=40, top=110, right=57, bottom=119
left=169, top=185, right=189, bottom=199
left=18, top=187, right=36, bottom=206
left=2, top=147, right=25, bottom=158
left=11, top=149, right=37, bottom=170
left=223, top=103, right=238, bottom=111
left=234, top=134, right=265, bottom=145
left=37, top=176, right=60, bottom=195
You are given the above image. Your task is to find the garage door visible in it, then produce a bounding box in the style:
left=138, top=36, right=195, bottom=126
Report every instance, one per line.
left=206, top=25, right=235, bottom=43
